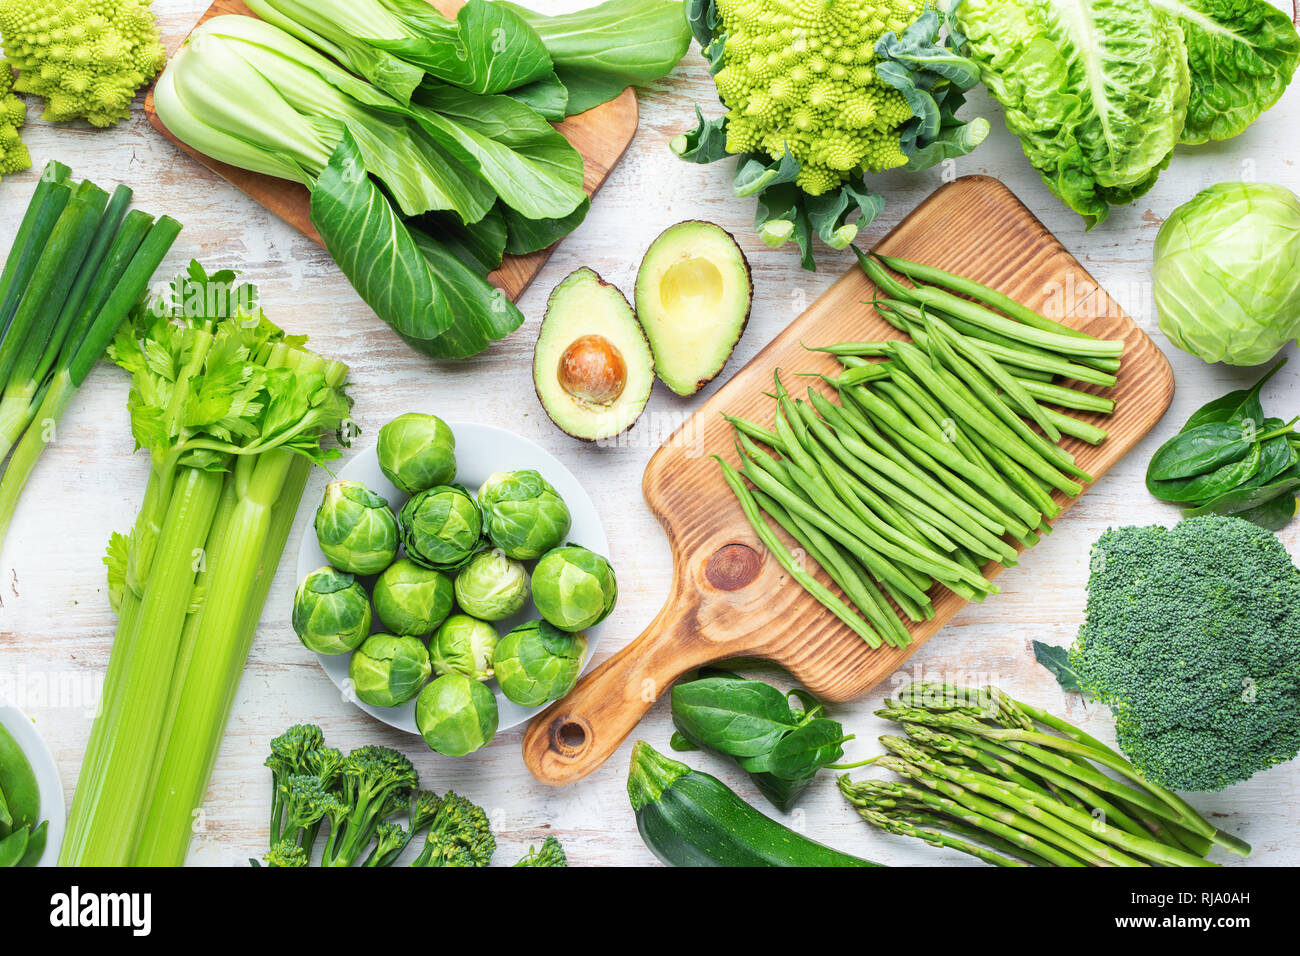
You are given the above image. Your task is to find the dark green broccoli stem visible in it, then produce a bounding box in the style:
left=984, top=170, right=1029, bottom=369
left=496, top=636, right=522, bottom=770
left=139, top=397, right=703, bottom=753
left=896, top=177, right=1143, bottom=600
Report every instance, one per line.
left=839, top=776, right=1085, bottom=867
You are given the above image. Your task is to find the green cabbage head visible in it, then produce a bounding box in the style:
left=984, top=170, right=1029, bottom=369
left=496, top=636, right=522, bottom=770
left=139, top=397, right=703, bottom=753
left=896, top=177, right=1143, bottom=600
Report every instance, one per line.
left=1153, top=182, right=1300, bottom=365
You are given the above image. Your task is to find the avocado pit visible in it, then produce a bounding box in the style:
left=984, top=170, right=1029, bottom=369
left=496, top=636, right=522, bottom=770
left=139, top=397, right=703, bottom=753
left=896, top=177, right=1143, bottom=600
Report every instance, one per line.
left=558, top=334, right=627, bottom=406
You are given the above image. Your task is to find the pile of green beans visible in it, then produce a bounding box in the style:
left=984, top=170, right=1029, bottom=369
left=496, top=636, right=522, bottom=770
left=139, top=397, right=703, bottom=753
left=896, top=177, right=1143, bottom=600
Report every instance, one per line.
left=716, top=251, right=1124, bottom=649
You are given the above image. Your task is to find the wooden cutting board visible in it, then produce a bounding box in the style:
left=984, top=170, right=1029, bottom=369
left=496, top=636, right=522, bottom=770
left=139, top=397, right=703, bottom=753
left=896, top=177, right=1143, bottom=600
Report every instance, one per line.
left=522, top=175, right=1175, bottom=785
left=144, top=0, right=639, bottom=299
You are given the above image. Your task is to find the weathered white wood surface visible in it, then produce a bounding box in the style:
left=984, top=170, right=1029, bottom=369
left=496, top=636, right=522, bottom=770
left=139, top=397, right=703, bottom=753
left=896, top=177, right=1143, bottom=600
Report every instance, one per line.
left=1, top=0, right=1297, bottom=867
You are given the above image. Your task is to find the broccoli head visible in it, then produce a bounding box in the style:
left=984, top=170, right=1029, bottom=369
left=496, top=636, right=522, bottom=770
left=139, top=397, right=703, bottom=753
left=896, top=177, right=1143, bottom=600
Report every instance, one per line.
left=1070, top=516, right=1300, bottom=791
left=0, top=0, right=166, bottom=127
left=411, top=791, right=495, bottom=868
left=265, top=724, right=327, bottom=847
left=512, top=835, right=567, bottom=867
left=264, top=839, right=308, bottom=868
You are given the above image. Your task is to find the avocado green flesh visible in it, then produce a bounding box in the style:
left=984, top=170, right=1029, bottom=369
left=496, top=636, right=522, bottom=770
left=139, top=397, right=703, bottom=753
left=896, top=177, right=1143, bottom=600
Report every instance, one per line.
left=534, top=267, right=654, bottom=441
left=635, top=221, right=752, bottom=396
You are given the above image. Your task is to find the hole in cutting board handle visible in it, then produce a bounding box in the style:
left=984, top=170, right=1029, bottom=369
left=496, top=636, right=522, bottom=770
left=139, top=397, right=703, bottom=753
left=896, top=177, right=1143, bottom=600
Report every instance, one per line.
left=558, top=722, right=586, bottom=748
left=705, top=543, right=761, bottom=591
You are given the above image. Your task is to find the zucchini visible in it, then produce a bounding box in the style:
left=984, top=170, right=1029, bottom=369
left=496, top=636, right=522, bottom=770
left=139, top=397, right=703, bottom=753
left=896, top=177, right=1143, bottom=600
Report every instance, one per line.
left=628, top=741, right=878, bottom=867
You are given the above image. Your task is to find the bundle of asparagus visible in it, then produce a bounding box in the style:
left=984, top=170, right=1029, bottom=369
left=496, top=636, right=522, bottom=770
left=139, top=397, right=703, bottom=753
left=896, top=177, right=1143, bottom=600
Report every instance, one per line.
left=716, top=251, right=1122, bottom=647
left=839, top=682, right=1250, bottom=867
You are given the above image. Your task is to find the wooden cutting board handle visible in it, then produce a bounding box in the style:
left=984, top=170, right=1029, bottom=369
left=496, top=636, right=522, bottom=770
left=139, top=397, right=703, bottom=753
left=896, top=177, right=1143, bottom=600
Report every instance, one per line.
left=520, top=599, right=714, bottom=785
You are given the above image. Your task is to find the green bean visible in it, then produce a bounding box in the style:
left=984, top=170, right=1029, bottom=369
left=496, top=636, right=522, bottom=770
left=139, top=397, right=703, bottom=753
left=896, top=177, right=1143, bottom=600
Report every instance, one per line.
left=716, top=458, right=882, bottom=646
left=829, top=389, right=1032, bottom=538
left=965, top=426, right=1064, bottom=520
left=927, top=313, right=1062, bottom=442
left=750, top=485, right=904, bottom=649
left=858, top=250, right=1124, bottom=359
left=737, top=440, right=934, bottom=612
left=877, top=299, right=1118, bottom=386
left=1044, top=408, right=1108, bottom=445
left=872, top=253, right=1111, bottom=345
left=888, top=340, right=1086, bottom=495
left=797, top=398, right=1016, bottom=565
left=1015, top=378, right=1115, bottom=414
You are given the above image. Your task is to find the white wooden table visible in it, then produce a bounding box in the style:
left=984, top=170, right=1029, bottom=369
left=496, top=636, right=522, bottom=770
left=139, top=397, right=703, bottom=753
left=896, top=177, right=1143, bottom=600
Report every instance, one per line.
left=2, top=0, right=1297, bottom=867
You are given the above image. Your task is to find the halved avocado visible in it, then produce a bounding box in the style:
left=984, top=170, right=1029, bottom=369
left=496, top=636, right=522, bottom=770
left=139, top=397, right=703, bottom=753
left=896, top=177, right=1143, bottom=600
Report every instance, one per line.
left=634, top=221, right=752, bottom=396
left=534, top=268, right=654, bottom=442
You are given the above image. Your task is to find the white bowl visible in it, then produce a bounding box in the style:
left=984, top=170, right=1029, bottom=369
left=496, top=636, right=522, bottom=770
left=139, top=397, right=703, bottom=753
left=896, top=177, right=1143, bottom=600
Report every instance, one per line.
left=0, top=705, right=65, bottom=866
left=294, top=421, right=609, bottom=735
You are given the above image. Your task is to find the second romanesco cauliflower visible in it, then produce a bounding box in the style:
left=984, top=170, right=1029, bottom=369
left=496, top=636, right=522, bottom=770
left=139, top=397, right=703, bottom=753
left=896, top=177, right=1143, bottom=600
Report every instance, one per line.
left=0, top=61, right=29, bottom=177
left=711, top=0, right=924, bottom=195
left=0, top=0, right=166, bottom=128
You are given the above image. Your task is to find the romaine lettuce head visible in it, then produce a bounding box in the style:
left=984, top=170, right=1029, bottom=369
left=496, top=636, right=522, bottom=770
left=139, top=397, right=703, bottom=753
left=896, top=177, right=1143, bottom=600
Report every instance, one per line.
left=956, top=0, right=1190, bottom=227
left=1153, top=182, right=1300, bottom=366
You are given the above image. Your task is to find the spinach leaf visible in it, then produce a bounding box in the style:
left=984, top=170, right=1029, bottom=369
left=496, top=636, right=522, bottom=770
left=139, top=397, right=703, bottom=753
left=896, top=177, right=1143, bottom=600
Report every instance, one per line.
left=1149, top=0, right=1300, bottom=145
left=767, top=718, right=850, bottom=781
left=1033, top=640, right=1084, bottom=693
left=1183, top=472, right=1300, bottom=523
left=500, top=0, right=694, bottom=115
left=670, top=676, right=798, bottom=757
left=1180, top=359, right=1286, bottom=431
left=668, top=732, right=699, bottom=752
left=1147, top=441, right=1261, bottom=503
left=749, top=773, right=813, bottom=813
left=1147, top=421, right=1260, bottom=480
left=1235, top=492, right=1299, bottom=532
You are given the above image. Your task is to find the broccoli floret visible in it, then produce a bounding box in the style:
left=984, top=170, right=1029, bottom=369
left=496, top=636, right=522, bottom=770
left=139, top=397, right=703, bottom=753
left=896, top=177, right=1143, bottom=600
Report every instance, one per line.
left=277, top=773, right=338, bottom=855
left=363, top=822, right=407, bottom=867
left=411, top=791, right=495, bottom=868
left=0, top=0, right=166, bottom=127
left=322, top=745, right=418, bottom=867
left=264, top=839, right=308, bottom=868
left=512, top=835, right=567, bottom=867
left=265, top=724, right=326, bottom=847
left=1070, top=516, right=1300, bottom=791
left=0, top=61, right=29, bottom=177
left=709, top=0, right=921, bottom=194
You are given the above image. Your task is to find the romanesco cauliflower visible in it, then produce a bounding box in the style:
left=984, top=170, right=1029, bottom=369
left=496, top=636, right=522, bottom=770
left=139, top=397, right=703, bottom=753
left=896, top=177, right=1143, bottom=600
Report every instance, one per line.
left=0, top=0, right=166, bottom=128
left=0, top=61, right=29, bottom=176
left=711, top=0, right=922, bottom=195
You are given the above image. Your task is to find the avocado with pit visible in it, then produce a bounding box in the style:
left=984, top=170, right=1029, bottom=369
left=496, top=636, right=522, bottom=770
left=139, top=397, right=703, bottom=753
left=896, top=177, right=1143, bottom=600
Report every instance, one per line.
left=634, top=221, right=752, bottom=396
left=534, top=268, right=654, bottom=442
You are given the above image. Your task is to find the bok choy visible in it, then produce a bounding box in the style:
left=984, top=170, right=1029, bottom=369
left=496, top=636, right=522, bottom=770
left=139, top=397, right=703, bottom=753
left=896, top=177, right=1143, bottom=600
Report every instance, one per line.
left=60, top=263, right=353, bottom=866
left=154, top=14, right=585, bottom=359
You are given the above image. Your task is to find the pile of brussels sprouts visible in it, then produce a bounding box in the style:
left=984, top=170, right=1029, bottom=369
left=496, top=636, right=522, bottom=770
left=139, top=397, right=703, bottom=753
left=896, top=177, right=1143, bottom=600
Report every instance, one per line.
left=292, top=413, right=618, bottom=757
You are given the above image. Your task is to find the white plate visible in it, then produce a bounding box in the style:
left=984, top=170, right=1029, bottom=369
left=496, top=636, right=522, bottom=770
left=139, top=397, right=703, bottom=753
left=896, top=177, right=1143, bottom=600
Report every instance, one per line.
left=295, top=421, right=609, bottom=735
left=0, top=705, right=65, bottom=866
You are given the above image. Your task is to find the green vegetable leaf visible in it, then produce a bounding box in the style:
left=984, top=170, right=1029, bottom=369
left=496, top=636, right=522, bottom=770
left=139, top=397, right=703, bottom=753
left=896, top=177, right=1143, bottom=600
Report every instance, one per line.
left=766, top=718, right=849, bottom=781
left=670, top=676, right=799, bottom=758
left=501, top=0, right=693, bottom=114
left=1032, top=640, right=1084, bottom=693
left=1147, top=420, right=1261, bottom=480
left=670, top=107, right=729, bottom=164
left=501, top=197, right=591, bottom=256
left=375, top=1, right=555, bottom=94
left=1150, top=0, right=1300, bottom=144
left=309, top=132, right=454, bottom=345
left=410, top=85, right=586, bottom=221
left=1147, top=440, right=1261, bottom=503
left=408, top=228, right=524, bottom=360
left=1180, top=359, right=1286, bottom=432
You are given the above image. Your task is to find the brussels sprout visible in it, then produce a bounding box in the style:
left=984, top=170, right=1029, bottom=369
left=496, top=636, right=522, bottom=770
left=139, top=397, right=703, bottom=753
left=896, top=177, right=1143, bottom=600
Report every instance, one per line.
left=314, top=480, right=399, bottom=575
left=429, top=613, right=499, bottom=682
left=292, top=566, right=372, bottom=655
left=372, top=558, right=455, bottom=636
left=415, top=673, right=499, bottom=756
left=399, top=485, right=482, bottom=570
left=348, top=633, right=432, bottom=707
left=476, top=470, right=572, bottom=559
left=453, top=549, right=529, bottom=621
left=494, top=619, right=588, bottom=707
left=377, top=413, right=457, bottom=494
left=530, top=544, right=617, bottom=631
